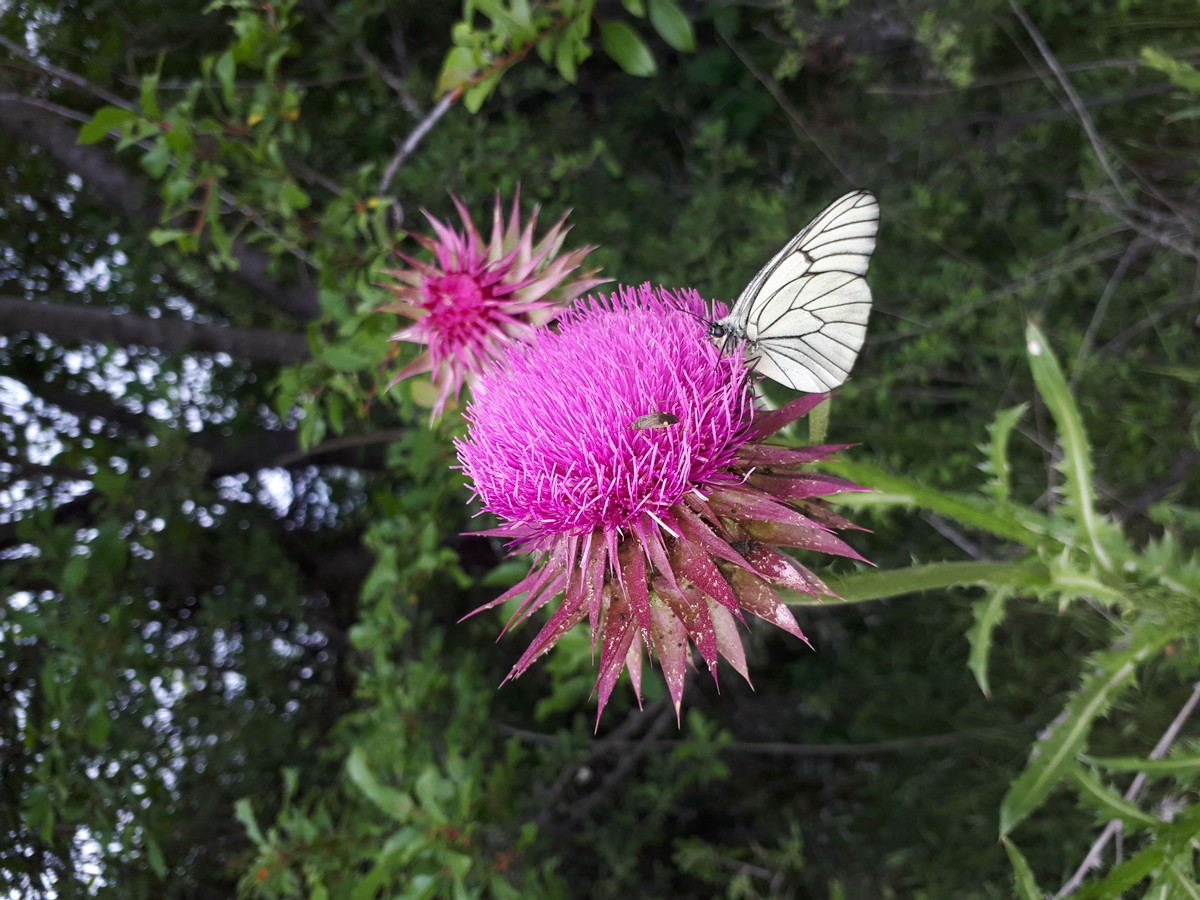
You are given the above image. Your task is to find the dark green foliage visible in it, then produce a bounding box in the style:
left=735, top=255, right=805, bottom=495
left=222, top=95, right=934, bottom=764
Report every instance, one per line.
left=3, top=1, right=1200, bottom=898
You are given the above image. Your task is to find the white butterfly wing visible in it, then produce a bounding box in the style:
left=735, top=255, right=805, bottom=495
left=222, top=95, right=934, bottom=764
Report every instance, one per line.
left=727, top=190, right=878, bottom=393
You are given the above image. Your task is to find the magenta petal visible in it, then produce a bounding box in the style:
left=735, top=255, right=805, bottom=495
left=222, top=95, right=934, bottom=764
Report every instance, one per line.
left=796, top=502, right=870, bottom=533
left=740, top=543, right=832, bottom=598
left=618, top=542, right=653, bottom=634
left=649, top=600, right=689, bottom=720
left=708, top=600, right=751, bottom=686
left=668, top=538, right=743, bottom=620
left=625, top=639, right=644, bottom=708
left=747, top=472, right=872, bottom=500
left=655, top=580, right=719, bottom=674
left=505, top=592, right=587, bottom=682
left=747, top=394, right=829, bottom=440
left=744, top=517, right=869, bottom=562
left=709, top=485, right=831, bottom=532
left=725, top=566, right=811, bottom=644
left=461, top=552, right=555, bottom=621
left=736, top=443, right=856, bottom=466
left=675, top=502, right=751, bottom=570
left=594, top=587, right=638, bottom=728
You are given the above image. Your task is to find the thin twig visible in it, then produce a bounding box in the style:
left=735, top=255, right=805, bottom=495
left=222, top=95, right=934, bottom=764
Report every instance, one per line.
left=922, top=513, right=985, bottom=560
left=268, top=427, right=409, bottom=469
left=716, top=27, right=856, bottom=188
left=1007, top=0, right=1129, bottom=204
left=1070, top=239, right=1144, bottom=389
left=378, top=90, right=456, bottom=197
left=0, top=35, right=135, bottom=111
left=565, top=704, right=674, bottom=824
left=1056, top=681, right=1200, bottom=898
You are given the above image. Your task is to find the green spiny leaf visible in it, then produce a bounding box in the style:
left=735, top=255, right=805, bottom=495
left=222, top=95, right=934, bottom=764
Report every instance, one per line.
left=1081, top=753, right=1200, bottom=778
left=1026, top=322, right=1110, bottom=570
left=1000, top=837, right=1043, bottom=900
left=981, top=403, right=1027, bottom=503
left=968, top=586, right=1011, bottom=697
left=1069, top=765, right=1158, bottom=828
left=824, top=459, right=1054, bottom=549
left=999, top=621, right=1171, bottom=835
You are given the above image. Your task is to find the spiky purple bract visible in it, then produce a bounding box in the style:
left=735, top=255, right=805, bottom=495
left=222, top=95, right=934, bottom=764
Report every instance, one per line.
left=380, top=191, right=605, bottom=420
left=457, top=284, right=868, bottom=726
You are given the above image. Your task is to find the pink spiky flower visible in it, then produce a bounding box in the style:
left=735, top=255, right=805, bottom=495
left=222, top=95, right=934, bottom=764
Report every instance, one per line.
left=380, top=191, right=605, bottom=420
left=456, top=284, right=870, bottom=726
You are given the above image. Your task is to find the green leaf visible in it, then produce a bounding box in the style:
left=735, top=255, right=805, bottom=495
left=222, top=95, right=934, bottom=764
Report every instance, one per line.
left=968, top=586, right=1011, bottom=697
left=61, top=555, right=88, bottom=594
left=214, top=51, right=237, bottom=107
left=144, top=833, right=166, bottom=878
left=438, top=46, right=477, bottom=96
left=346, top=747, right=414, bottom=822
left=1070, top=765, right=1159, bottom=828
left=999, top=623, right=1171, bottom=835
left=463, top=73, right=501, bottom=113
left=1082, top=753, right=1200, bottom=777
left=84, top=699, right=111, bottom=747
left=78, top=106, right=137, bottom=145
left=140, top=139, right=173, bottom=179
left=620, top=0, right=646, bottom=15
left=148, top=228, right=190, bottom=247
left=319, top=342, right=382, bottom=373
left=981, top=403, right=1027, bottom=503
left=1000, top=837, right=1043, bottom=900
left=279, top=180, right=311, bottom=212
left=1162, top=862, right=1200, bottom=899
left=824, top=460, right=1054, bottom=549
left=1141, top=46, right=1200, bottom=94
left=234, top=797, right=267, bottom=847
left=648, top=0, right=695, bottom=52
left=1074, top=842, right=1164, bottom=900
left=1026, top=322, right=1110, bottom=570
left=140, top=69, right=162, bottom=119
left=819, top=560, right=1050, bottom=605
left=600, top=20, right=657, bottom=76
left=555, top=34, right=579, bottom=83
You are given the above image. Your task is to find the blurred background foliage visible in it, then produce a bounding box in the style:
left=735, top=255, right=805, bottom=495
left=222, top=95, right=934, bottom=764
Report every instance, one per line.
left=1, top=0, right=1199, bottom=897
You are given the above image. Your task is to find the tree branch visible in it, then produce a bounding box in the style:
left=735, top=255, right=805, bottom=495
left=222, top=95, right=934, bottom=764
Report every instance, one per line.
left=0, top=89, right=322, bottom=322
left=0, top=295, right=309, bottom=363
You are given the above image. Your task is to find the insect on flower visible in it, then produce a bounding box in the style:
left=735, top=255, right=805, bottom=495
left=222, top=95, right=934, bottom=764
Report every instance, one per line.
left=630, top=412, right=679, bottom=430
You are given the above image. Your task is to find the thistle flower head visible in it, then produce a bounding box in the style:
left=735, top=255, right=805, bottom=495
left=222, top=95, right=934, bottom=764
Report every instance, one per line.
left=457, top=284, right=869, bottom=726
left=381, top=191, right=604, bottom=420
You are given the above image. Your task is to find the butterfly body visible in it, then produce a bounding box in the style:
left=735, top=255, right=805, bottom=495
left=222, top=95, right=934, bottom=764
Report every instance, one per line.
left=712, top=190, right=879, bottom=393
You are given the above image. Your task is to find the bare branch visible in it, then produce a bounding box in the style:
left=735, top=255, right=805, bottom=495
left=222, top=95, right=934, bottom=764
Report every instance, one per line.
left=0, top=34, right=135, bottom=111
left=1056, top=682, right=1200, bottom=897
left=1070, top=239, right=1145, bottom=388
left=0, top=88, right=322, bottom=321
left=0, top=295, right=310, bottom=364
left=378, top=90, right=457, bottom=197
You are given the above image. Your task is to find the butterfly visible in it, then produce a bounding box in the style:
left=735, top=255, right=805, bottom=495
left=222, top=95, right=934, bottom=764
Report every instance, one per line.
left=709, top=190, right=878, bottom=393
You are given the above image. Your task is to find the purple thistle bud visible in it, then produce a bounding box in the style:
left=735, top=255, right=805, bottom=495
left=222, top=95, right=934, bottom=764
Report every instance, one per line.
left=379, top=190, right=606, bottom=421
left=457, top=284, right=869, bottom=726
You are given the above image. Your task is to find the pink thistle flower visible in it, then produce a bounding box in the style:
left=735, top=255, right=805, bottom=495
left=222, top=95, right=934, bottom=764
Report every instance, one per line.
left=380, top=191, right=605, bottom=420
left=456, top=284, right=870, bottom=726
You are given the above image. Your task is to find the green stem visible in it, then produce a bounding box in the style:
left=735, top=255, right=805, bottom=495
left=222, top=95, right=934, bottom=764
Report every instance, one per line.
left=793, top=559, right=1050, bottom=605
